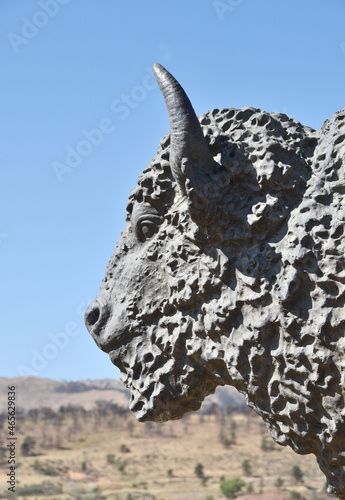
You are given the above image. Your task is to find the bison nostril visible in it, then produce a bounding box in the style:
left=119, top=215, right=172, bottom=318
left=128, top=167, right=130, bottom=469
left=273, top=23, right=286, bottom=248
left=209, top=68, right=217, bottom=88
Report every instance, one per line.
left=85, top=300, right=106, bottom=335
left=85, top=299, right=111, bottom=337
left=87, top=306, right=101, bottom=326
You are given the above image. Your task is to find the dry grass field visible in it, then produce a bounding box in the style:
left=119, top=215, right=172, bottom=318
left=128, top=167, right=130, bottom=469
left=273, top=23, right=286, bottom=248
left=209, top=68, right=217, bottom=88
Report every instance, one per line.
left=0, top=400, right=336, bottom=500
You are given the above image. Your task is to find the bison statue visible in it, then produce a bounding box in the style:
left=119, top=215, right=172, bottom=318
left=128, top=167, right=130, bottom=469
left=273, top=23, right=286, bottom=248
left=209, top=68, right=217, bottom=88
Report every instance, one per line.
left=85, top=63, right=345, bottom=497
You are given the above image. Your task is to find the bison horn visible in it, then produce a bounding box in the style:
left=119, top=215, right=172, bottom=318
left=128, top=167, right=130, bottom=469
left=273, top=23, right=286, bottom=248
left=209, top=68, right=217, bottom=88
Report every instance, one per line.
left=153, top=63, right=215, bottom=194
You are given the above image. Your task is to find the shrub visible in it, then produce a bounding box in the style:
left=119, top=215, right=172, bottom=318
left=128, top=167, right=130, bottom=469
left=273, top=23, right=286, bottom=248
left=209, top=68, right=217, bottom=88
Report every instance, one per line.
left=195, top=463, right=204, bottom=478
left=120, top=443, right=131, bottom=453
left=17, top=480, right=62, bottom=496
left=21, top=435, right=35, bottom=456
left=276, top=476, right=284, bottom=488
left=33, top=459, right=58, bottom=476
left=290, top=491, right=305, bottom=500
left=291, top=465, right=303, bottom=482
left=117, top=458, right=127, bottom=473
left=118, top=458, right=127, bottom=472
left=222, top=437, right=232, bottom=448
left=167, top=468, right=174, bottom=477
left=107, top=453, right=115, bottom=465
left=261, top=436, right=275, bottom=451
left=241, top=459, right=252, bottom=476
left=132, top=481, right=147, bottom=489
left=220, top=477, right=245, bottom=498
left=219, top=427, right=235, bottom=448
left=106, top=453, right=127, bottom=473
left=261, top=436, right=267, bottom=450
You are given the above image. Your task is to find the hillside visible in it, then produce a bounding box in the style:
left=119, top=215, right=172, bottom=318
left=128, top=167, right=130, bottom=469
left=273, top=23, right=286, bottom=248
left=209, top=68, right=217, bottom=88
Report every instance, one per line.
left=0, top=398, right=332, bottom=500
left=0, top=376, right=246, bottom=413
left=0, top=376, right=334, bottom=499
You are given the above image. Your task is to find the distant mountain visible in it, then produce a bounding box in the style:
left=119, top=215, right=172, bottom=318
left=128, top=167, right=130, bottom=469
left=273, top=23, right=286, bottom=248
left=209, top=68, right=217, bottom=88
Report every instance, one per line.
left=0, top=376, right=246, bottom=413
left=0, top=376, right=130, bottom=412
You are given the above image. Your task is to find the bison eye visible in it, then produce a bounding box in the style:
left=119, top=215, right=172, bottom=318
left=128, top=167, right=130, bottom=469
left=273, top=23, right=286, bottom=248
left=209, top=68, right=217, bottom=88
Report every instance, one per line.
left=140, top=220, right=155, bottom=239
left=136, top=215, right=162, bottom=242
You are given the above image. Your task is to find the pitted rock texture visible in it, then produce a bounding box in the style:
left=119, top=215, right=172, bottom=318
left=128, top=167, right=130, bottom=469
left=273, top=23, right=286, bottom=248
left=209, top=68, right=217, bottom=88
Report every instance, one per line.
left=85, top=64, right=345, bottom=497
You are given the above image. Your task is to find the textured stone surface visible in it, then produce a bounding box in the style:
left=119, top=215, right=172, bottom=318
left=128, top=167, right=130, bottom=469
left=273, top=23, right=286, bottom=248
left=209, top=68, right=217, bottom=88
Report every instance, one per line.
left=85, top=64, right=345, bottom=497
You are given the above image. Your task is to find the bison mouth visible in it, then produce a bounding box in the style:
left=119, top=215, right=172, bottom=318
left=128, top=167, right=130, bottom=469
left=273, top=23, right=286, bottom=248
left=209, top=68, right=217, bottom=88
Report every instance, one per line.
left=108, top=336, right=135, bottom=367
left=108, top=329, right=135, bottom=351
left=107, top=330, right=223, bottom=423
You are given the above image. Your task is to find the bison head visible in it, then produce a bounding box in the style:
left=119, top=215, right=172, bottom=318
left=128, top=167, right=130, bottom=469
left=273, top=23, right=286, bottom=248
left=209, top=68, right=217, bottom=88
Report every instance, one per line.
left=85, top=64, right=345, bottom=497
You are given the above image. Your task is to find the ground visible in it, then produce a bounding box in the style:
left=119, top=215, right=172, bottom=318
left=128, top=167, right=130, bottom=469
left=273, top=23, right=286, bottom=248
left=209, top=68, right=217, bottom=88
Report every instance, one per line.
left=0, top=406, right=335, bottom=500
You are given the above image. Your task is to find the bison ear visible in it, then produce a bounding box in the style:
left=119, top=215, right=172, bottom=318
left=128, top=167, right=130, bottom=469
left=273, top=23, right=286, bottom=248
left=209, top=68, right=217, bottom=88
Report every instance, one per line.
left=153, top=64, right=218, bottom=221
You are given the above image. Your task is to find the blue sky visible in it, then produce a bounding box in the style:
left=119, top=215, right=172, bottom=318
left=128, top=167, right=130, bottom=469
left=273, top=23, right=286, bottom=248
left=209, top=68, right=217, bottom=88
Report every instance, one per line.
left=1, top=0, right=345, bottom=382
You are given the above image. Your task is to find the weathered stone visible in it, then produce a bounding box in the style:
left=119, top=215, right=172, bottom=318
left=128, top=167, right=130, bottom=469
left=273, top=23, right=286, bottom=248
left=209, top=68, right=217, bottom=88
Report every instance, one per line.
left=85, top=64, right=345, bottom=497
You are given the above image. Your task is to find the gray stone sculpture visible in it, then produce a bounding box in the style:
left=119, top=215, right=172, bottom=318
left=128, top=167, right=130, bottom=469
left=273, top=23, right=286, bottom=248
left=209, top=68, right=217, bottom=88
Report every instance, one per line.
left=85, top=64, right=345, bottom=497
